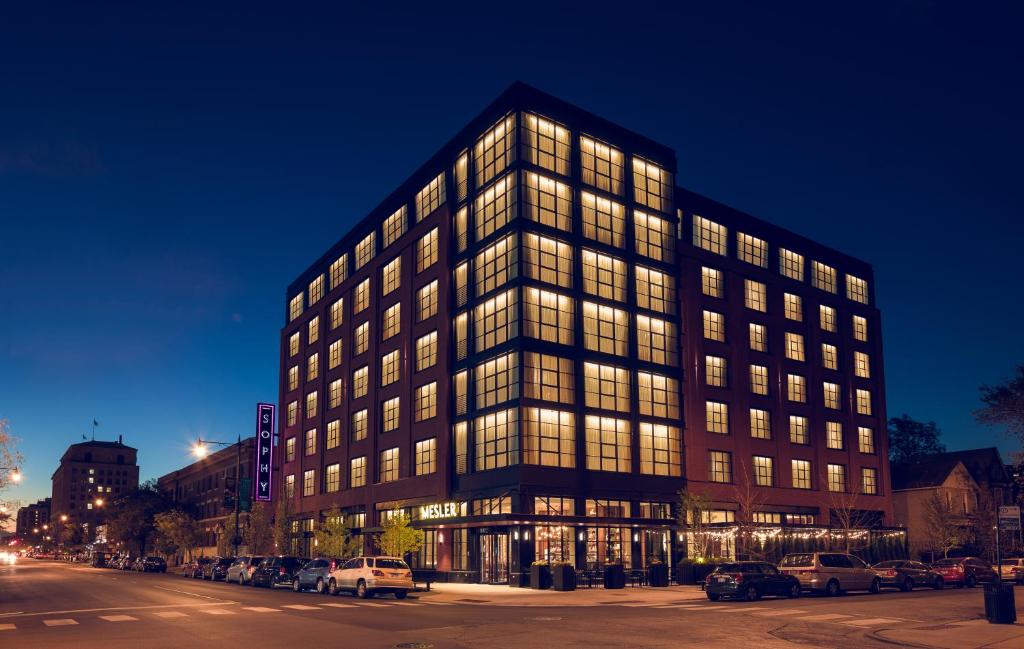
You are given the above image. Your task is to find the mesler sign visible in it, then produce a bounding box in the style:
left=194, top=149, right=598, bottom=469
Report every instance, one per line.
left=418, top=502, right=466, bottom=521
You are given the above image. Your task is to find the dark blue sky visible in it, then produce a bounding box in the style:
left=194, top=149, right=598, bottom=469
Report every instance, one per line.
left=2, top=1, right=1022, bottom=508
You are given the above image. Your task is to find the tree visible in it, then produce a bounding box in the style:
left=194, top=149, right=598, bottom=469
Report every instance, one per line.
left=374, top=512, right=423, bottom=559
left=976, top=365, right=1024, bottom=446
left=0, top=418, right=24, bottom=494
left=921, top=491, right=964, bottom=561
left=677, top=488, right=713, bottom=559
left=888, top=415, right=946, bottom=464
left=732, top=462, right=768, bottom=560
left=154, top=509, right=203, bottom=561
left=273, top=497, right=293, bottom=554
left=105, top=480, right=172, bottom=556
left=241, top=502, right=274, bottom=555
left=314, top=507, right=361, bottom=558
left=828, top=489, right=879, bottom=554
left=214, top=522, right=232, bottom=556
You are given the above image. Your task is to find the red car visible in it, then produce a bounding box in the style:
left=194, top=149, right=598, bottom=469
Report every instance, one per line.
left=931, top=557, right=998, bottom=588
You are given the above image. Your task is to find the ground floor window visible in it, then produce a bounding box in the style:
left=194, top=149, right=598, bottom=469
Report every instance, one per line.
left=585, top=526, right=632, bottom=569
left=535, top=524, right=575, bottom=564
left=411, top=529, right=437, bottom=569
left=451, top=528, right=470, bottom=571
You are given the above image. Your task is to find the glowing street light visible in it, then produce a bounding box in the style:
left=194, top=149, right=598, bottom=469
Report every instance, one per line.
left=11, top=470, right=21, bottom=483
left=60, top=514, right=68, bottom=522
left=94, top=498, right=104, bottom=508
left=192, top=442, right=209, bottom=459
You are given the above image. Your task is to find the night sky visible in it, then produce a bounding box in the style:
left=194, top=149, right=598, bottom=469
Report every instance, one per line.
left=2, top=2, right=1022, bottom=512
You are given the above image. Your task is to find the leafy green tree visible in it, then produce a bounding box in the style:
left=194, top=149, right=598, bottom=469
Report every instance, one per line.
left=105, top=481, right=172, bottom=556
left=976, top=365, right=1024, bottom=445
left=374, top=512, right=423, bottom=558
left=313, top=507, right=361, bottom=558
left=154, top=509, right=203, bottom=561
left=888, top=414, right=946, bottom=464
left=242, top=501, right=274, bottom=555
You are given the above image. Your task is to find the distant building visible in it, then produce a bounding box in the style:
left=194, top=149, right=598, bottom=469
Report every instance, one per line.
left=50, top=437, right=139, bottom=541
left=157, top=437, right=256, bottom=559
left=15, top=498, right=51, bottom=542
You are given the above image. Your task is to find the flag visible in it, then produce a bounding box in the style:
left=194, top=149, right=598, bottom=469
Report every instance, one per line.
left=93, top=419, right=99, bottom=427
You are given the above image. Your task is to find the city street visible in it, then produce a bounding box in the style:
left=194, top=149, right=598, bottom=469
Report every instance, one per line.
left=2, top=559, right=1022, bottom=649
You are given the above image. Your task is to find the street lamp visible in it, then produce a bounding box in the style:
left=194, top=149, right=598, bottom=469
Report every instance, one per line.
left=60, top=514, right=68, bottom=522
left=192, top=436, right=245, bottom=557
left=0, top=467, right=21, bottom=483
left=94, top=498, right=104, bottom=508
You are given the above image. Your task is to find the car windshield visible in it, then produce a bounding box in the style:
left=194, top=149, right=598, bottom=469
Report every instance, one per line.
left=779, top=554, right=814, bottom=567
left=375, top=558, right=409, bottom=569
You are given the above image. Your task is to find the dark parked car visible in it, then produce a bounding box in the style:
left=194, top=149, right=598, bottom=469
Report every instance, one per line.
left=250, top=556, right=307, bottom=588
left=203, top=557, right=234, bottom=581
left=292, top=557, right=342, bottom=594
left=119, top=556, right=137, bottom=571
left=872, top=560, right=943, bottom=591
left=931, top=557, right=998, bottom=588
left=705, top=561, right=802, bottom=601
left=226, top=556, right=264, bottom=585
left=140, top=556, right=167, bottom=573
left=182, top=557, right=212, bottom=579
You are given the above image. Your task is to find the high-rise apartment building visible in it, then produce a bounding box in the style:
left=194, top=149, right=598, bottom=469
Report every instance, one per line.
left=51, top=438, right=139, bottom=541
left=277, top=83, right=896, bottom=583
left=15, top=498, right=51, bottom=542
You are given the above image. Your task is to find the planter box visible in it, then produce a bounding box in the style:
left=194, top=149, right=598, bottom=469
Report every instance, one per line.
left=552, top=564, right=576, bottom=591
left=648, top=563, right=669, bottom=587
left=530, top=564, right=552, bottom=590
left=603, top=564, right=626, bottom=589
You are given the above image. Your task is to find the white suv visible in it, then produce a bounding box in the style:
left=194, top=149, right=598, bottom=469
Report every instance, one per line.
left=327, top=556, right=413, bottom=599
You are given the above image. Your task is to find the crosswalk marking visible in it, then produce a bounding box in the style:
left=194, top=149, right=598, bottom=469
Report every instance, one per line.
left=153, top=611, right=189, bottom=618
left=282, top=604, right=321, bottom=610
left=796, top=613, right=853, bottom=622
left=43, top=619, right=78, bottom=626
left=242, top=607, right=280, bottom=613
left=99, top=615, right=138, bottom=622
left=354, top=602, right=391, bottom=608
left=840, top=617, right=902, bottom=627
left=0, top=624, right=16, bottom=631
left=200, top=609, right=235, bottom=615
left=652, top=604, right=706, bottom=609
left=415, top=600, right=452, bottom=605
left=321, top=602, right=357, bottom=608
left=753, top=609, right=807, bottom=616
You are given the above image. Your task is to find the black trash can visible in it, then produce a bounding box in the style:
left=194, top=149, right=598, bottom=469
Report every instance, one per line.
left=983, top=583, right=1017, bottom=624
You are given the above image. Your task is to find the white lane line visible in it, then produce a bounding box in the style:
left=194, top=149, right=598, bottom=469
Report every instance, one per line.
left=0, top=602, right=236, bottom=619
left=353, top=602, right=391, bottom=608
left=152, top=586, right=232, bottom=602
left=840, top=617, right=903, bottom=627
left=796, top=613, right=853, bottom=621
left=414, top=600, right=452, bottom=605
left=199, top=609, right=235, bottom=615
left=714, top=606, right=768, bottom=612
left=321, top=603, right=357, bottom=608
left=153, top=611, right=189, bottom=618
left=43, top=619, right=78, bottom=626
left=0, top=623, right=15, bottom=631
left=242, top=607, right=280, bottom=613
left=99, top=615, right=138, bottom=622
left=281, top=604, right=321, bottom=610
left=753, top=609, right=808, bottom=616
left=652, top=604, right=706, bottom=609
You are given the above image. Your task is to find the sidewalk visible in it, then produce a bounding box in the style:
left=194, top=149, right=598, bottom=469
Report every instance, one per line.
left=872, top=619, right=1024, bottom=649
left=417, top=582, right=708, bottom=606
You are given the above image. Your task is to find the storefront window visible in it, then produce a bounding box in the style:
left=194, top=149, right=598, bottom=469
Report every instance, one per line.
left=641, top=529, right=670, bottom=568
left=452, top=528, right=470, bottom=572
left=586, top=527, right=631, bottom=569
left=535, top=525, right=575, bottom=564
left=411, top=530, right=437, bottom=569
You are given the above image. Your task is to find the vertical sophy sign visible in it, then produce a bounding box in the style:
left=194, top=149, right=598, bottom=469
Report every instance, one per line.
left=255, top=403, right=275, bottom=502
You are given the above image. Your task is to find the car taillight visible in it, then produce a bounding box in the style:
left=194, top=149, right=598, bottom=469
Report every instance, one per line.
left=279, top=567, right=287, bottom=575
left=372, top=569, right=385, bottom=577
left=705, top=574, right=713, bottom=585
left=732, top=573, right=744, bottom=584
left=882, top=569, right=897, bottom=577
left=953, top=565, right=964, bottom=573
left=330, top=561, right=337, bottom=571
left=799, top=569, right=819, bottom=576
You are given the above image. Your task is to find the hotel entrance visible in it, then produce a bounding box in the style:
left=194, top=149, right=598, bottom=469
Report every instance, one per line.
left=479, top=532, right=509, bottom=584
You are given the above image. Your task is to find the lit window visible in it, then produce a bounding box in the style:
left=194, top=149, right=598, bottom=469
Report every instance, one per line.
left=862, top=467, right=879, bottom=495
left=381, top=396, right=400, bottom=433
left=856, top=389, right=872, bottom=415
left=302, top=469, right=315, bottom=497
left=632, top=157, right=673, bottom=212
left=285, top=436, right=296, bottom=462
left=416, top=227, right=439, bottom=272
left=453, top=151, right=468, bottom=203
left=475, top=233, right=517, bottom=296
left=329, top=253, right=348, bottom=289
left=785, top=332, right=805, bottom=361
left=417, top=280, right=439, bottom=322
left=823, top=382, right=841, bottom=410
left=692, top=216, right=727, bottom=255
left=580, top=135, right=624, bottom=195
left=706, top=401, right=729, bottom=434
left=289, top=332, right=299, bottom=357
left=475, top=353, right=519, bottom=409
left=474, top=113, right=516, bottom=188
left=789, top=415, right=809, bottom=444
left=581, top=249, right=626, bottom=302
left=580, top=191, right=625, bottom=247
left=705, top=355, right=727, bottom=388
left=827, top=464, right=846, bottom=492
left=708, top=451, right=732, bottom=483
left=750, top=408, right=771, bottom=439
left=381, top=256, right=401, bottom=296
left=523, top=171, right=571, bottom=231
left=526, top=288, right=575, bottom=346
left=328, top=379, right=342, bottom=409
left=474, top=289, right=518, bottom=352
left=415, top=172, right=445, bottom=222
left=350, top=457, right=366, bottom=488
left=380, top=350, right=400, bottom=386
left=351, top=409, right=367, bottom=441
left=284, top=474, right=295, bottom=498
left=749, top=365, right=769, bottom=395
left=353, top=322, right=368, bottom=356
left=521, top=112, right=570, bottom=175
left=779, top=248, right=804, bottom=281
left=305, top=391, right=318, bottom=419
left=352, top=366, right=368, bottom=399
left=634, top=315, right=675, bottom=366
left=382, top=303, right=401, bottom=340
left=855, top=351, right=870, bottom=378
left=415, top=331, right=437, bottom=371
left=474, top=172, right=517, bottom=241
left=853, top=315, right=868, bottom=342
left=355, top=232, right=375, bottom=271
left=635, top=266, right=676, bottom=314
left=640, top=423, right=681, bottom=476
left=826, top=421, right=844, bottom=449
left=415, top=438, right=437, bottom=476
left=637, top=371, right=680, bottom=419
left=753, top=456, right=774, bottom=487
left=749, top=323, right=767, bottom=352
left=379, top=447, right=400, bottom=483
left=326, top=420, right=340, bottom=450
left=846, top=274, right=869, bottom=304
left=584, top=362, right=631, bottom=412
left=584, top=415, right=631, bottom=473
left=634, top=210, right=675, bottom=262
left=701, top=266, right=724, bottom=298
left=523, top=352, right=575, bottom=404
left=812, top=261, right=837, bottom=293
left=289, top=293, right=304, bottom=322
left=287, top=365, right=298, bottom=391
left=736, top=232, right=767, bottom=268
left=382, top=205, right=407, bottom=248
left=787, top=374, right=807, bottom=403
left=330, top=298, right=344, bottom=330
left=307, top=315, right=320, bottom=345
left=475, top=408, right=519, bottom=471
left=858, top=426, right=875, bottom=454
left=325, top=463, right=340, bottom=493
left=821, top=343, right=838, bottom=370
left=791, top=459, right=812, bottom=489
left=453, top=206, right=468, bottom=253
left=744, top=279, right=767, bottom=312
left=305, top=428, right=317, bottom=456
left=522, top=407, right=575, bottom=468
left=784, top=293, right=802, bottom=321
left=582, top=301, right=629, bottom=356
left=703, top=310, right=725, bottom=342
left=820, top=305, right=837, bottom=332
left=353, top=278, right=370, bottom=314
left=523, top=232, right=572, bottom=288
left=454, top=312, right=469, bottom=360
left=453, top=261, right=469, bottom=307
left=308, top=274, right=324, bottom=305
left=287, top=400, right=298, bottom=427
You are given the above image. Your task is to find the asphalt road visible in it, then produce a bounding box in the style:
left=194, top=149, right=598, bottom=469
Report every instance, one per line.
left=0, top=559, right=1018, bottom=648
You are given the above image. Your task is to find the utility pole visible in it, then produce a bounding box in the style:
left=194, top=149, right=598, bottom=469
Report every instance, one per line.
left=233, top=435, right=241, bottom=557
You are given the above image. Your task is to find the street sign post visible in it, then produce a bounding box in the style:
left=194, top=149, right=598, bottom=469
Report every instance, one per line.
left=999, top=506, right=1021, bottom=532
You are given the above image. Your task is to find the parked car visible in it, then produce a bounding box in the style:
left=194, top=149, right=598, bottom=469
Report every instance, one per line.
left=130, top=557, right=147, bottom=571
left=872, top=560, right=943, bottom=591
left=250, top=556, right=307, bottom=588
left=226, top=556, right=264, bottom=585
left=119, top=556, right=137, bottom=571
left=327, top=556, right=413, bottom=599
left=203, top=557, right=234, bottom=581
left=778, top=552, right=881, bottom=596
left=998, top=558, right=1024, bottom=584
left=292, top=557, right=343, bottom=593
left=931, top=557, right=998, bottom=588
left=139, top=556, right=167, bottom=573
left=182, top=558, right=212, bottom=579
left=705, top=561, right=802, bottom=601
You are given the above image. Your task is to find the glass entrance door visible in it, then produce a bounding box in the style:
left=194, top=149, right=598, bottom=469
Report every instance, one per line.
left=479, top=533, right=509, bottom=584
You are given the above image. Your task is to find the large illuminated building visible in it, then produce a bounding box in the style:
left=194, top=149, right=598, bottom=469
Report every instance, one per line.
left=50, top=438, right=139, bottom=542
left=276, top=82, right=896, bottom=584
